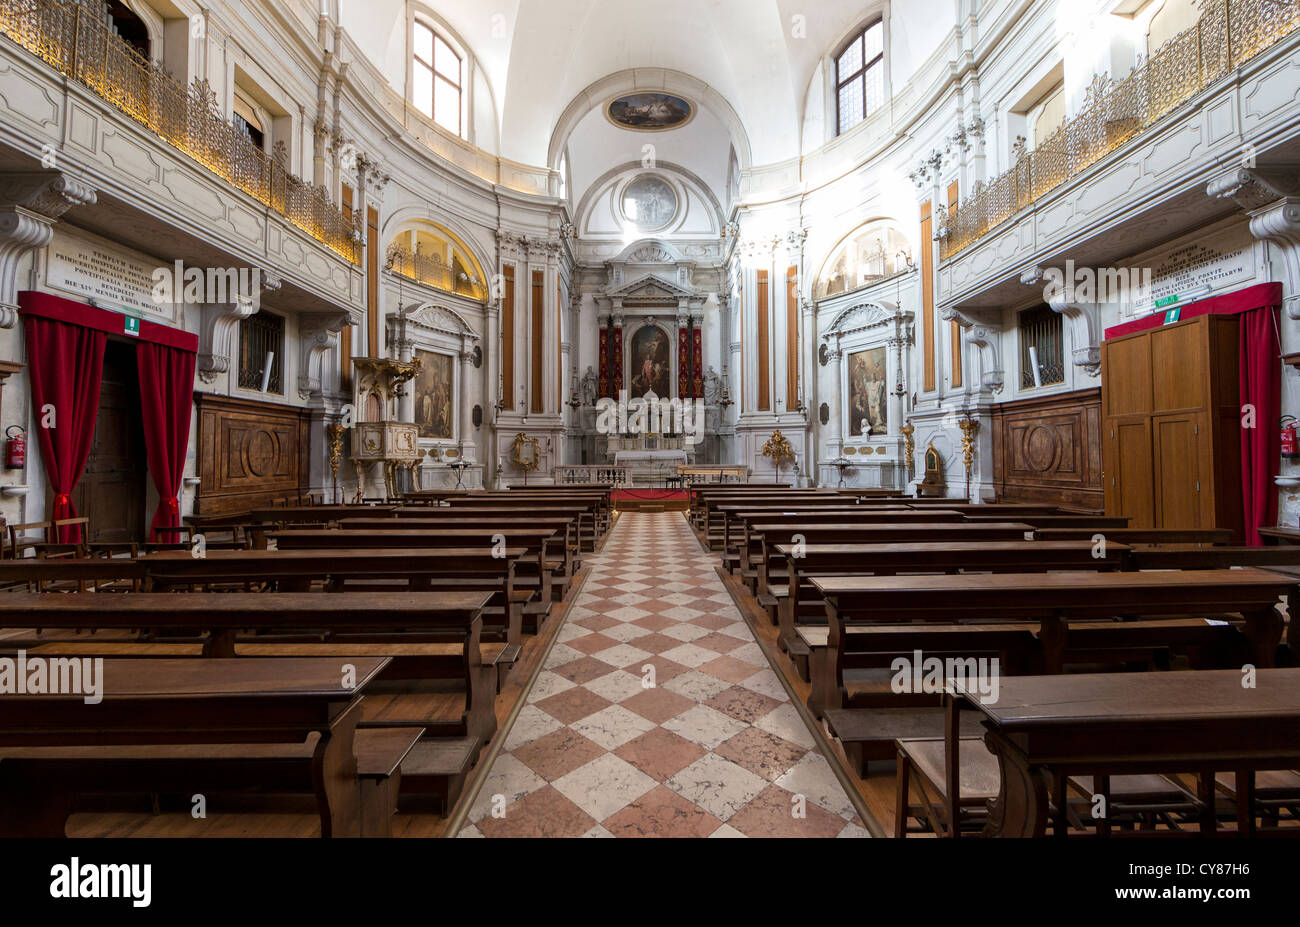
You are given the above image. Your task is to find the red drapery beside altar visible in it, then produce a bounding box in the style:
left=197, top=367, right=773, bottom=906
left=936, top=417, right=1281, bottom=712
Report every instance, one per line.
left=612, top=322, right=624, bottom=396
left=598, top=324, right=610, bottom=399
left=677, top=324, right=689, bottom=398
left=18, top=292, right=199, bottom=545
left=1104, top=282, right=1282, bottom=546
left=691, top=324, right=703, bottom=399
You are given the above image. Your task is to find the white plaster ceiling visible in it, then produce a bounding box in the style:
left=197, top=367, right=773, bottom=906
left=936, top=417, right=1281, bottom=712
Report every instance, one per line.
left=344, top=0, right=887, bottom=169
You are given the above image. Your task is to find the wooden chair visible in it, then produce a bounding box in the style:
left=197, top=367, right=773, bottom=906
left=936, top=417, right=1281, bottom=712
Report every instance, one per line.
left=895, top=736, right=999, bottom=837
left=8, top=521, right=50, bottom=560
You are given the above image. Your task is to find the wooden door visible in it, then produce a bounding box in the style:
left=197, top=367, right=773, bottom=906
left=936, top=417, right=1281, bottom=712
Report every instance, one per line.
left=1105, top=418, right=1155, bottom=528
left=1152, top=413, right=1204, bottom=529
left=73, top=340, right=147, bottom=543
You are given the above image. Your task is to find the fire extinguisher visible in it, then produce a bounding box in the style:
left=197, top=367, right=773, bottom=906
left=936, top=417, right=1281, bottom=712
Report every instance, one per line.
left=4, top=425, right=24, bottom=470
left=1282, top=416, right=1300, bottom=460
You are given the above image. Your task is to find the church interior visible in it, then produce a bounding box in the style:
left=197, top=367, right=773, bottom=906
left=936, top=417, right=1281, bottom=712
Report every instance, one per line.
left=2, top=0, right=1300, bottom=855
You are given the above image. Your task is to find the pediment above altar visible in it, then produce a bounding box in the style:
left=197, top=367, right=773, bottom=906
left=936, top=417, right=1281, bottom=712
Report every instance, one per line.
left=603, top=272, right=697, bottom=302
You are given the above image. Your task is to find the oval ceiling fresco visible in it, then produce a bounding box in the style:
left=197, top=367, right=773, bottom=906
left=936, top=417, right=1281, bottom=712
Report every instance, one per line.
left=607, top=93, right=694, bottom=131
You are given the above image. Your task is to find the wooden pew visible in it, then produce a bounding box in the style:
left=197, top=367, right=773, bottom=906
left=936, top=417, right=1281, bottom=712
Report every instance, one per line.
left=945, top=668, right=1300, bottom=837
left=0, top=592, right=497, bottom=814
left=964, top=515, right=1131, bottom=529
left=809, top=569, right=1291, bottom=721
left=346, top=513, right=580, bottom=595
left=746, top=522, right=1035, bottom=599
left=341, top=516, right=577, bottom=603
left=773, top=540, right=1131, bottom=678
left=1034, top=528, right=1234, bottom=547
left=269, top=528, right=555, bottom=635
left=0, top=657, right=398, bottom=837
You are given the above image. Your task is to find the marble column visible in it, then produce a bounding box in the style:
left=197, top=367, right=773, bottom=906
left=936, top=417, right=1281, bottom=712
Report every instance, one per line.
left=459, top=345, right=476, bottom=462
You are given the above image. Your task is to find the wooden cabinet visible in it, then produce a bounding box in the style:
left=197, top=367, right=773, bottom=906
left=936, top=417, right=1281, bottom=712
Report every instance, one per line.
left=1101, top=314, right=1242, bottom=539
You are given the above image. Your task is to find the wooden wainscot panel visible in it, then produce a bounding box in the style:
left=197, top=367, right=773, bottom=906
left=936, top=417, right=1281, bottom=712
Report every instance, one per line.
left=194, top=393, right=312, bottom=515
left=990, top=388, right=1103, bottom=513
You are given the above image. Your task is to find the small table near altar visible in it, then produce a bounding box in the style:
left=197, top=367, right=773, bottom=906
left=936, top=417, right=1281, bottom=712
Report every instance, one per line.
left=614, top=450, right=689, bottom=487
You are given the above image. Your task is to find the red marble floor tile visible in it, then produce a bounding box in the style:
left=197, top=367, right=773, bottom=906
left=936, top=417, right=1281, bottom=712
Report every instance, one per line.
left=550, top=655, right=621, bottom=685
left=698, top=655, right=769, bottom=685
left=704, top=685, right=784, bottom=724
left=534, top=686, right=614, bottom=725
left=602, top=786, right=722, bottom=838
left=725, top=784, right=849, bottom=838
left=512, top=728, right=609, bottom=781
left=713, top=726, right=809, bottom=782
left=476, top=785, right=598, bottom=838
left=619, top=686, right=697, bottom=724
left=613, top=726, right=708, bottom=781
left=565, top=632, right=621, bottom=655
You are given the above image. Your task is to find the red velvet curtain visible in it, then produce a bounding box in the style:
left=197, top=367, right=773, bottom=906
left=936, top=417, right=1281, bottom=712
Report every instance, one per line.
left=1240, top=306, right=1280, bottom=546
left=136, top=340, right=196, bottom=542
left=22, top=315, right=106, bottom=543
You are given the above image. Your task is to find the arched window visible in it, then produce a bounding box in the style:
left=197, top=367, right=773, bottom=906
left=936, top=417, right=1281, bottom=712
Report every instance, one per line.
left=817, top=221, right=910, bottom=298
left=836, top=20, right=885, bottom=135
left=386, top=223, right=487, bottom=300
left=413, top=19, right=463, bottom=137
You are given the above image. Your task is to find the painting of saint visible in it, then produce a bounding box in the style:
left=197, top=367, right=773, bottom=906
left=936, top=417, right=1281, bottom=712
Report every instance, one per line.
left=413, top=349, right=454, bottom=439
left=629, top=325, right=672, bottom=399
left=847, top=347, right=888, bottom=438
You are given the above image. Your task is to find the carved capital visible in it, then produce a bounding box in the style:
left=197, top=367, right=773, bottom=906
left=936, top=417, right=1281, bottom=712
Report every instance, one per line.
left=298, top=311, right=350, bottom=401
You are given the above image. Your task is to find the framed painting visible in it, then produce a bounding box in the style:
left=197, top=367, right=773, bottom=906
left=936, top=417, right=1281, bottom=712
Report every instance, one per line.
left=413, top=349, right=454, bottom=439
left=847, top=347, right=888, bottom=438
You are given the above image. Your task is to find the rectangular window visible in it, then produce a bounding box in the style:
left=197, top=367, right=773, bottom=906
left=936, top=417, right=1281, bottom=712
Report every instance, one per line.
left=238, top=310, right=285, bottom=394
left=1019, top=305, right=1065, bottom=389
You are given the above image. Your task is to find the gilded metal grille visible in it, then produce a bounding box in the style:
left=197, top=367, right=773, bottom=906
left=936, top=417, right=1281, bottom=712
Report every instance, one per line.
left=941, top=0, right=1300, bottom=261
left=385, top=241, right=487, bottom=300
left=1019, top=306, right=1064, bottom=390
left=238, top=310, right=284, bottom=393
left=0, top=0, right=359, bottom=263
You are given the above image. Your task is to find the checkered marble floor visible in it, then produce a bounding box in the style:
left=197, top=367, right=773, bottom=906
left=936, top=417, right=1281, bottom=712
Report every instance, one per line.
left=459, top=512, right=868, bottom=838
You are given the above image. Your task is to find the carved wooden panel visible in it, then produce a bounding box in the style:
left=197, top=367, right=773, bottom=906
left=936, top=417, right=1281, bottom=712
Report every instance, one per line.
left=990, top=388, right=1103, bottom=513
left=194, top=393, right=311, bottom=515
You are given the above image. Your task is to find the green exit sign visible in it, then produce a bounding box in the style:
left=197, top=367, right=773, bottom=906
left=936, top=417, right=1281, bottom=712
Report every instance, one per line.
left=1164, top=308, right=1182, bottom=324
left=1154, top=294, right=1181, bottom=308
left=124, top=316, right=141, bottom=336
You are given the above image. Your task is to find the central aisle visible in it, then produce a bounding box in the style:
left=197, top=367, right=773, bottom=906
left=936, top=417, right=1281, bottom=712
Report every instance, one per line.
left=460, top=512, right=868, bottom=837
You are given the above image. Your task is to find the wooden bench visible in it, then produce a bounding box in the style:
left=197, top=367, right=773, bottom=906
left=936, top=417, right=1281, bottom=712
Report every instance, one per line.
left=808, top=569, right=1291, bottom=719
left=774, top=539, right=1131, bottom=683
left=0, top=657, right=393, bottom=837
left=748, top=522, right=1036, bottom=600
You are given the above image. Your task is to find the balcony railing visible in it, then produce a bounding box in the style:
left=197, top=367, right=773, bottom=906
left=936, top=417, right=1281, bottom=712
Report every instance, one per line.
left=385, top=241, right=487, bottom=301
left=0, top=0, right=359, bottom=263
left=940, top=0, right=1300, bottom=261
